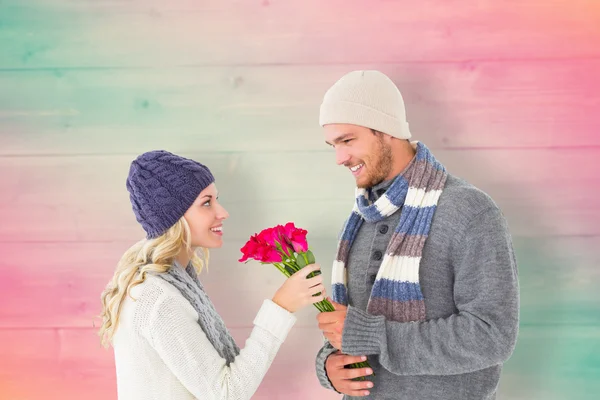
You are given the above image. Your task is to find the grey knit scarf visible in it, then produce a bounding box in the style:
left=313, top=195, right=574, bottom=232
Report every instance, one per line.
left=158, top=261, right=240, bottom=365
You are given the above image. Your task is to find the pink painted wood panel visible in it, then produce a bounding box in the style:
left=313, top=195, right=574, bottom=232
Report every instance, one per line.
left=1, top=0, right=599, bottom=69
left=1, top=149, right=598, bottom=244
left=1, top=61, right=599, bottom=156
left=1, top=1, right=599, bottom=398
left=0, top=327, right=339, bottom=400
left=1, top=326, right=598, bottom=400
left=0, top=240, right=343, bottom=329
left=1, top=236, right=598, bottom=328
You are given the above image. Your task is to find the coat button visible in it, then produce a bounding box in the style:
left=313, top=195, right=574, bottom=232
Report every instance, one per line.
left=379, top=225, right=389, bottom=234
left=373, top=250, right=383, bottom=261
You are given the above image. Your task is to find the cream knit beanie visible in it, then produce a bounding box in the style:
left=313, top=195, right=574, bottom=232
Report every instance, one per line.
left=319, top=70, right=411, bottom=139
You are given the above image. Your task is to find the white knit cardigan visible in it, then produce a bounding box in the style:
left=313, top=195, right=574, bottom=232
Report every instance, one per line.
left=112, top=275, right=297, bottom=399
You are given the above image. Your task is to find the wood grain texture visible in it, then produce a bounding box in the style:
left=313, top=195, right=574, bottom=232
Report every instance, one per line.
left=1, top=149, right=598, bottom=243
left=1, top=325, right=598, bottom=400
left=1, top=61, right=599, bottom=155
left=0, top=327, right=340, bottom=400
left=1, top=1, right=599, bottom=398
left=1, top=236, right=598, bottom=329
left=497, top=326, right=600, bottom=400
left=0, top=239, right=342, bottom=328
left=1, top=0, right=599, bottom=70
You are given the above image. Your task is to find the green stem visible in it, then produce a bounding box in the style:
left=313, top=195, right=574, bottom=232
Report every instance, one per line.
left=281, top=260, right=300, bottom=273
left=302, top=252, right=309, bottom=265
left=313, top=298, right=335, bottom=312
left=271, top=262, right=290, bottom=277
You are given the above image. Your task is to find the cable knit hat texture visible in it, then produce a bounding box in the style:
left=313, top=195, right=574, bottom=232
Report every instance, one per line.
left=319, top=70, right=411, bottom=139
left=126, top=150, right=215, bottom=239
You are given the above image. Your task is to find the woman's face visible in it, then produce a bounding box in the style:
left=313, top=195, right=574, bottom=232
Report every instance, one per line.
left=184, top=183, right=229, bottom=248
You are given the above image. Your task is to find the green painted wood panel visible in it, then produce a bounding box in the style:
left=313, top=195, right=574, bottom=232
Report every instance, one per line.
left=1, top=62, right=599, bottom=156
left=1, top=0, right=599, bottom=69
left=1, top=0, right=599, bottom=398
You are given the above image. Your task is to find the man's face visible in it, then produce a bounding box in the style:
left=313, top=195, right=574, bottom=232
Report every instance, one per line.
left=324, top=124, right=394, bottom=188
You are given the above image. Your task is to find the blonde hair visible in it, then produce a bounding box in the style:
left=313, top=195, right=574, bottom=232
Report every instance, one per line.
left=98, top=217, right=208, bottom=348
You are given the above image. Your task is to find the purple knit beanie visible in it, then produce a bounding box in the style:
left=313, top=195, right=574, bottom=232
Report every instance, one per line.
left=126, top=150, right=215, bottom=239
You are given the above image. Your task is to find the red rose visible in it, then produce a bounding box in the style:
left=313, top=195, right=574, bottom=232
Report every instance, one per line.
left=239, top=232, right=283, bottom=263
left=239, top=234, right=262, bottom=262
left=283, top=222, right=308, bottom=253
left=257, top=244, right=283, bottom=263
left=258, top=225, right=293, bottom=257
left=239, top=223, right=308, bottom=264
left=257, top=227, right=276, bottom=246
left=274, top=225, right=294, bottom=257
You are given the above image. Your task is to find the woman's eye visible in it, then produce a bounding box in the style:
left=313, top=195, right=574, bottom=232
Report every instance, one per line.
left=202, top=200, right=211, bottom=207
left=343, top=139, right=353, bottom=144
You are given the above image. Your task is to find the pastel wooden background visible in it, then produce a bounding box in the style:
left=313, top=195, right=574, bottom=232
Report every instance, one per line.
left=1, top=1, right=599, bottom=399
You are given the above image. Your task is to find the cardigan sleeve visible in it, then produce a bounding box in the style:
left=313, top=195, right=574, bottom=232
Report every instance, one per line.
left=315, top=340, right=341, bottom=391
left=144, top=293, right=296, bottom=400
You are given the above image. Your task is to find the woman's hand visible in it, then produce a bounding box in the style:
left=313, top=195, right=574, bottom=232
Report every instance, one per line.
left=272, top=264, right=326, bottom=313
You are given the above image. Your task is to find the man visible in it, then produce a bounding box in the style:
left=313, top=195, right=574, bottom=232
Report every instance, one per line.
left=314, top=70, right=519, bottom=400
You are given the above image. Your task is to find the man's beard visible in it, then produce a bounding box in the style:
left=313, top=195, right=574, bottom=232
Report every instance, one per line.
left=357, top=138, right=393, bottom=189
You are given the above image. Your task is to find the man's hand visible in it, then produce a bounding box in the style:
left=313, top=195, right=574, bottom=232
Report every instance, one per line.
left=325, top=351, right=374, bottom=396
left=317, top=299, right=347, bottom=350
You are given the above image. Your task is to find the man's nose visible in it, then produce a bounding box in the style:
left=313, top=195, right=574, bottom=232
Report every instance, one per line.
left=336, top=148, right=350, bottom=166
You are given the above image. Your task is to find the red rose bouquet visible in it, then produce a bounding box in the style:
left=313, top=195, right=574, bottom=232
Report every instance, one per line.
left=239, top=222, right=334, bottom=312
left=239, top=222, right=372, bottom=375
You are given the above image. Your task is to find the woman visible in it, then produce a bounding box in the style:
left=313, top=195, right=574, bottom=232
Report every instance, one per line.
left=98, top=150, right=325, bottom=399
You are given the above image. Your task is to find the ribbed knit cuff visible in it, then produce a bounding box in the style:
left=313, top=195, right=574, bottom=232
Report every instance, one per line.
left=253, top=299, right=297, bottom=341
left=315, top=343, right=340, bottom=392
left=342, top=306, right=385, bottom=356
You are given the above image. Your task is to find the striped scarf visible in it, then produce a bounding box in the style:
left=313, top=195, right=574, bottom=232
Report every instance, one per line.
left=331, top=141, right=448, bottom=322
